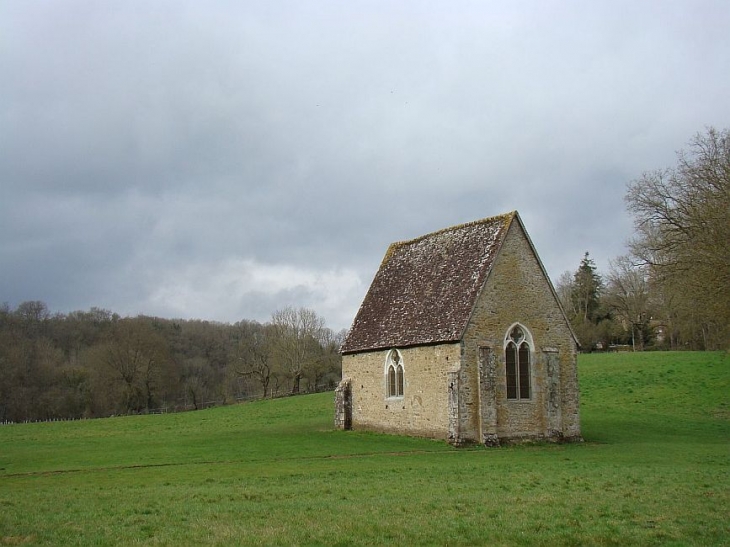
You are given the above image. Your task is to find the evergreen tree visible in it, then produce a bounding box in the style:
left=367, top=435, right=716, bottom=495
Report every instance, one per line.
left=571, top=252, right=603, bottom=324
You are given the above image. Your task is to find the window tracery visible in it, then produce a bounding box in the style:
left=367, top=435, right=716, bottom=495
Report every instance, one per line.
left=505, top=324, right=531, bottom=400
left=386, top=349, right=404, bottom=398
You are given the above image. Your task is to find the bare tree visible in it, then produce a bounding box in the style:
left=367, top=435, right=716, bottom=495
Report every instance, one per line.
left=555, top=271, right=577, bottom=318
left=103, top=319, right=171, bottom=414
left=181, top=357, right=213, bottom=410
left=234, top=321, right=278, bottom=398
left=605, top=256, right=651, bottom=351
left=302, top=327, right=344, bottom=391
left=626, top=127, right=730, bottom=348
left=271, top=307, right=325, bottom=394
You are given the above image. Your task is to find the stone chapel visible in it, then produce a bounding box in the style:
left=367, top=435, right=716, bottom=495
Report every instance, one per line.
left=335, top=211, right=582, bottom=446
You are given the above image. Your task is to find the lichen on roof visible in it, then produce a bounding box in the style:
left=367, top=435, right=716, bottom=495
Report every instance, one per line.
left=341, top=211, right=516, bottom=354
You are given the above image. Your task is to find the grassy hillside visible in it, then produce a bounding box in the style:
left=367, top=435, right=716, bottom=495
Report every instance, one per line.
left=1, top=351, right=728, bottom=546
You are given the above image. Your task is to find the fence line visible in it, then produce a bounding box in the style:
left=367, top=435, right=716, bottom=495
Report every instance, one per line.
left=0, top=382, right=336, bottom=426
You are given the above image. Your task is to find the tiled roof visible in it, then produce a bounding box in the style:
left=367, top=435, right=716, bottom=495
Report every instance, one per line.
left=341, top=212, right=515, bottom=354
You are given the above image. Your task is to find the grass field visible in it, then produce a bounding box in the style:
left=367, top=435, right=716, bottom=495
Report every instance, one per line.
left=1, top=351, right=728, bottom=546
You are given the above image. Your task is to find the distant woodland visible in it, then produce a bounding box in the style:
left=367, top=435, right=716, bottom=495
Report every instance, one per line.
left=0, top=302, right=344, bottom=423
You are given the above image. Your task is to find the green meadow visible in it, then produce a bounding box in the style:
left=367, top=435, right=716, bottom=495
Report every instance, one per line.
left=1, top=352, right=728, bottom=546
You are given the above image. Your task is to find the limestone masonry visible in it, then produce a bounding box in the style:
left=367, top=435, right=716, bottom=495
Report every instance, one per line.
left=335, top=211, right=582, bottom=446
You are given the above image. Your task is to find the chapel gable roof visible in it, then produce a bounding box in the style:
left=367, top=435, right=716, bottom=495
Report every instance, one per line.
left=341, top=211, right=516, bottom=355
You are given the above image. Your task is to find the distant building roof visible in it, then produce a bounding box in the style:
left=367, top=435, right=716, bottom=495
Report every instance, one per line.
left=341, top=211, right=516, bottom=354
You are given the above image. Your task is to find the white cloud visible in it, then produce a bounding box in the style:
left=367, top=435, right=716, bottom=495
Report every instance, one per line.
left=146, top=258, right=363, bottom=330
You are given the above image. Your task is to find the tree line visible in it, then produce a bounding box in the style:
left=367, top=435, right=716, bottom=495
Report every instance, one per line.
left=557, top=127, right=729, bottom=352
left=2, top=127, right=727, bottom=420
left=0, top=303, right=344, bottom=423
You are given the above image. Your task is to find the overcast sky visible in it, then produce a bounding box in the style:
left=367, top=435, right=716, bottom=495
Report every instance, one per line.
left=2, top=1, right=729, bottom=331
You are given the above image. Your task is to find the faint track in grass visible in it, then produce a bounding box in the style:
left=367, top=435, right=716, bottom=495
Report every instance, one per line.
left=0, top=448, right=473, bottom=479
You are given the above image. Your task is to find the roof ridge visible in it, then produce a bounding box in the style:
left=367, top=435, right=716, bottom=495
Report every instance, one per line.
left=389, top=210, right=515, bottom=251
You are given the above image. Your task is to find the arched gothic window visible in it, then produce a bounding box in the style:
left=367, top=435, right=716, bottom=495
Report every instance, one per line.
left=505, top=325, right=531, bottom=400
left=385, top=349, right=404, bottom=398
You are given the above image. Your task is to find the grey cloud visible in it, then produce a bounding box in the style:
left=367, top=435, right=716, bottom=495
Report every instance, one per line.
left=2, top=1, right=729, bottom=329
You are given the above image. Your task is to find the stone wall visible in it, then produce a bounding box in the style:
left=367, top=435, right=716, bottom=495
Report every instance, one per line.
left=339, top=218, right=581, bottom=445
left=334, top=378, right=352, bottom=430
left=341, top=343, right=461, bottom=439
left=460, top=220, right=581, bottom=443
